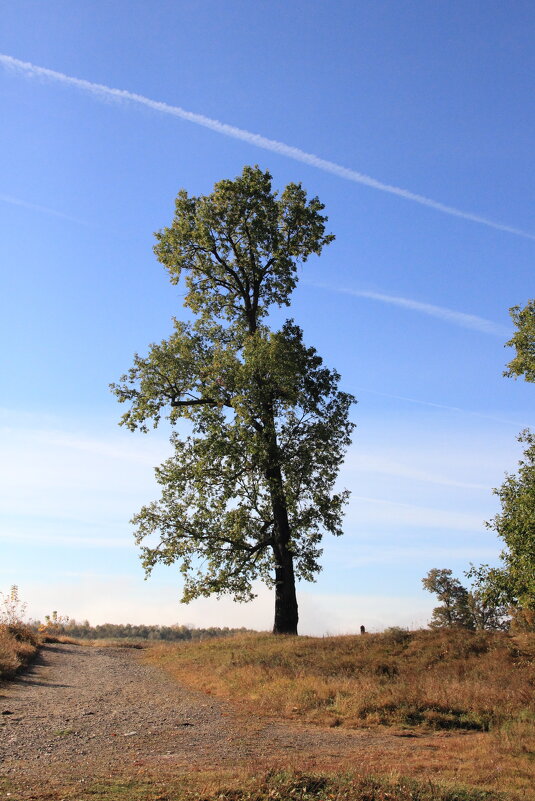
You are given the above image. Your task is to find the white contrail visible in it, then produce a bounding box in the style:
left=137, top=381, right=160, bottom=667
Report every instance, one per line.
left=355, top=387, right=530, bottom=428
left=312, top=283, right=510, bottom=336
left=0, top=192, right=88, bottom=224
left=1, top=53, right=534, bottom=241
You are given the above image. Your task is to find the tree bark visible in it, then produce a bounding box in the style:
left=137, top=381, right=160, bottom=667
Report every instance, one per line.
left=259, top=385, right=299, bottom=634
left=264, top=431, right=299, bottom=635
left=272, top=539, right=299, bottom=635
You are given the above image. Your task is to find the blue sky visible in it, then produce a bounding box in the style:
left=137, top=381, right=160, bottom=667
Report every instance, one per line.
left=1, top=1, right=534, bottom=633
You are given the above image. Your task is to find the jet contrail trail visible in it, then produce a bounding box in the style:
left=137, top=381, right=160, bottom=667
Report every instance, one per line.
left=0, top=193, right=88, bottom=224
left=311, top=283, right=510, bottom=336
left=1, top=53, right=534, bottom=241
left=355, top=387, right=530, bottom=427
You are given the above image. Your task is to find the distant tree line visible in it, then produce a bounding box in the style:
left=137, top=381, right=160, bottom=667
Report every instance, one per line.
left=35, top=620, right=251, bottom=641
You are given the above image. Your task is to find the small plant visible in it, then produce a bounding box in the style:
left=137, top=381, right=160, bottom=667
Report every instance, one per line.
left=39, top=610, right=70, bottom=635
left=382, top=626, right=411, bottom=644
left=0, top=586, right=39, bottom=679
left=52, top=728, right=74, bottom=737
left=0, top=585, right=27, bottom=625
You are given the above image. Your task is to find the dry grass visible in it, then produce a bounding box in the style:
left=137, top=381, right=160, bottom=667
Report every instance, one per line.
left=142, top=629, right=535, bottom=799
left=83, top=769, right=502, bottom=800
left=0, top=628, right=532, bottom=799
left=40, top=634, right=83, bottom=645
left=0, top=622, right=40, bottom=679
left=143, top=628, right=535, bottom=732
left=39, top=635, right=149, bottom=648
left=0, top=769, right=503, bottom=801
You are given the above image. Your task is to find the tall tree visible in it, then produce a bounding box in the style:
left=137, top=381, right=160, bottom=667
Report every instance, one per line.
left=112, top=166, right=355, bottom=634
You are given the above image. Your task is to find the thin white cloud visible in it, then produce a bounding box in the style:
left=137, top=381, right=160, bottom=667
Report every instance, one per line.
left=356, top=387, right=530, bottom=428
left=0, top=420, right=166, bottom=523
left=345, top=451, right=489, bottom=490
left=313, top=283, right=509, bottom=336
left=340, top=544, right=499, bottom=568
left=31, top=428, right=163, bottom=465
left=348, top=495, right=485, bottom=532
left=0, top=529, right=130, bottom=548
left=1, top=53, right=534, bottom=241
left=0, top=193, right=88, bottom=224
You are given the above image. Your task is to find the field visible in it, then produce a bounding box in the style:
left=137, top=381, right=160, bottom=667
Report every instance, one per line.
left=1, top=627, right=534, bottom=800
left=143, top=628, right=535, bottom=731
left=142, top=628, right=535, bottom=798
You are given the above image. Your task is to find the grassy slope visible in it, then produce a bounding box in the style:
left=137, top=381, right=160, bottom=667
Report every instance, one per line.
left=142, top=629, right=535, bottom=800
left=143, top=628, right=534, bottom=730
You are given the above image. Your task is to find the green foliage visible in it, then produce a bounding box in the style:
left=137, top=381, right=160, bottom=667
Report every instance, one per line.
left=504, top=299, right=535, bottom=382
left=154, top=165, right=334, bottom=329
left=422, top=569, right=473, bottom=628
left=480, top=430, right=535, bottom=618
left=422, top=569, right=508, bottom=630
left=112, top=166, right=354, bottom=632
left=127, top=321, right=354, bottom=603
left=475, top=302, right=535, bottom=628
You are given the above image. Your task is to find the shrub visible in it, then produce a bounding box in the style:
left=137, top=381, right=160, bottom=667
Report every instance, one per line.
left=0, top=586, right=40, bottom=679
left=0, top=585, right=27, bottom=625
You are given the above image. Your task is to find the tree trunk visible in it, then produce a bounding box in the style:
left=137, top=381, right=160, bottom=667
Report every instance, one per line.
left=260, top=402, right=299, bottom=634
left=272, top=540, right=299, bottom=634
left=267, top=465, right=299, bottom=635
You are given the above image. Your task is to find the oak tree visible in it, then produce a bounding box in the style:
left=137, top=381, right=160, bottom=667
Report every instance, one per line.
left=112, top=166, right=355, bottom=634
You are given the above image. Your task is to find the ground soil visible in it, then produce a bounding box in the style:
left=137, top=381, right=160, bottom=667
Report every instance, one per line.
left=0, top=643, right=492, bottom=798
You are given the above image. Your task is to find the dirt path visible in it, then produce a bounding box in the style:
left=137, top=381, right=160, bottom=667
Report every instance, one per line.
left=0, top=643, right=445, bottom=795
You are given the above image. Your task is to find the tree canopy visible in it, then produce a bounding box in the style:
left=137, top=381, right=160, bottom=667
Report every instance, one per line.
left=112, top=166, right=355, bottom=634
left=483, top=430, right=535, bottom=621
left=487, top=299, right=535, bottom=629
left=504, top=299, right=535, bottom=382
left=422, top=568, right=508, bottom=630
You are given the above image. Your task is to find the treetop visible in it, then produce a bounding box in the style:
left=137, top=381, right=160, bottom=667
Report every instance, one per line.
left=153, top=165, right=334, bottom=332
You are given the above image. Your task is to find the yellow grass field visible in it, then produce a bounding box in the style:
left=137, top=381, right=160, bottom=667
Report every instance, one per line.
left=142, top=628, right=535, bottom=799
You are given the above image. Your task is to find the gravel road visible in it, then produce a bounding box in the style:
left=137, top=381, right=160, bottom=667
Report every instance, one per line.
left=0, top=643, right=420, bottom=793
